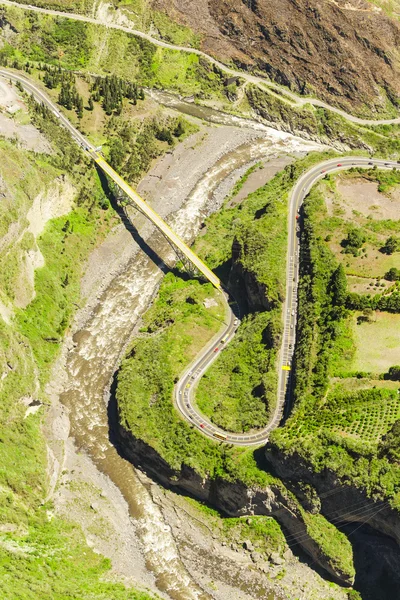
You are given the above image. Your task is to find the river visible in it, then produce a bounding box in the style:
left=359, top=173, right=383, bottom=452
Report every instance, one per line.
left=55, top=102, right=324, bottom=599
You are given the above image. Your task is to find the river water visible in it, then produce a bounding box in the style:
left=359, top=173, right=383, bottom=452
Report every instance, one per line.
left=57, top=103, right=323, bottom=599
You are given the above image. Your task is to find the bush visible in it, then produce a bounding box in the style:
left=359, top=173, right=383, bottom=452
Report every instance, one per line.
left=385, top=267, right=400, bottom=282
left=381, top=235, right=399, bottom=255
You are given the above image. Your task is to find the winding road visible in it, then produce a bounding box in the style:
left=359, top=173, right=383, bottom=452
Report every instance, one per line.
left=1, top=0, right=400, bottom=127
left=2, top=69, right=399, bottom=446
left=175, top=157, right=400, bottom=446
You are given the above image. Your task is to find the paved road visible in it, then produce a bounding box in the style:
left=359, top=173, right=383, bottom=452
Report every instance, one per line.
left=175, top=157, right=400, bottom=446
left=2, top=69, right=399, bottom=445
left=0, top=68, right=96, bottom=151
left=1, top=0, right=400, bottom=126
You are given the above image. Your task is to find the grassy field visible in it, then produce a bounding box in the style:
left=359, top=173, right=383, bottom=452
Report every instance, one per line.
left=317, top=172, right=400, bottom=279
left=352, top=312, right=400, bottom=373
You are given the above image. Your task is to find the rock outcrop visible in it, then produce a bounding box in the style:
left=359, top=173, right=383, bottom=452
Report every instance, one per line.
left=115, top=421, right=355, bottom=586
left=265, top=444, right=400, bottom=546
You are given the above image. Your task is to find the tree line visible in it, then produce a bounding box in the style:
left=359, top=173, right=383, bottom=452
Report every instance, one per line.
left=91, top=75, right=145, bottom=115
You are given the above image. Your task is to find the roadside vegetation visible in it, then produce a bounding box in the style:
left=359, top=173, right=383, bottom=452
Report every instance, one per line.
left=246, top=85, right=400, bottom=156
left=117, top=153, right=337, bottom=456
left=11, top=0, right=202, bottom=48
left=115, top=151, right=358, bottom=582
left=270, top=174, right=400, bottom=503
left=18, top=63, right=198, bottom=185
left=116, top=273, right=274, bottom=486
left=195, top=310, right=280, bottom=432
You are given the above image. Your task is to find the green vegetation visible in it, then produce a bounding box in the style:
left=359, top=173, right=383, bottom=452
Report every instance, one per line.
left=0, top=513, right=153, bottom=599
left=105, top=113, right=196, bottom=183
left=246, top=85, right=400, bottom=156
left=352, top=312, right=400, bottom=373
left=116, top=273, right=273, bottom=486
left=222, top=515, right=285, bottom=556
left=114, top=150, right=360, bottom=579
left=0, top=104, right=157, bottom=597
left=183, top=496, right=287, bottom=556
left=271, top=177, right=400, bottom=503
left=303, top=512, right=355, bottom=579
left=7, top=0, right=96, bottom=12
left=341, top=227, right=366, bottom=256
left=117, top=154, right=337, bottom=479
left=382, top=235, right=400, bottom=254
left=18, top=206, right=108, bottom=375
left=0, top=7, right=225, bottom=98
left=196, top=310, right=280, bottom=432
left=10, top=0, right=202, bottom=48
left=25, top=63, right=197, bottom=187
left=226, top=162, right=262, bottom=203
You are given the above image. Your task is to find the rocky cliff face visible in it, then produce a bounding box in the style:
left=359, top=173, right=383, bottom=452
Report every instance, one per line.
left=265, top=446, right=400, bottom=597
left=116, top=421, right=354, bottom=585
left=152, top=0, right=400, bottom=115
left=265, top=445, right=400, bottom=542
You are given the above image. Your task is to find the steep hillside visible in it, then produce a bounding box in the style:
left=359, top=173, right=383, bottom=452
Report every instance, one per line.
left=152, top=0, right=400, bottom=116
left=0, top=84, right=154, bottom=600
left=6, top=0, right=400, bottom=116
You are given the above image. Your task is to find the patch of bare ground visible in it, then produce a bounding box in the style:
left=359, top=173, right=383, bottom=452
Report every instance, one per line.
left=153, top=0, right=400, bottom=115
left=347, top=275, right=393, bottom=294
left=0, top=79, right=51, bottom=151
left=336, top=177, right=399, bottom=221
left=229, top=154, right=294, bottom=207
left=320, top=176, right=400, bottom=278
left=14, top=177, right=76, bottom=308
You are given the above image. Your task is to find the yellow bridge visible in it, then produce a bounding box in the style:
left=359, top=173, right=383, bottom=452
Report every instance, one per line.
left=93, top=153, right=222, bottom=291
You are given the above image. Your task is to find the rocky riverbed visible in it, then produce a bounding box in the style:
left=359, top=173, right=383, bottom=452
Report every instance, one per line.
left=44, top=106, right=334, bottom=600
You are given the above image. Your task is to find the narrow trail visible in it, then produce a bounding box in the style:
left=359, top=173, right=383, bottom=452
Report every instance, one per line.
left=1, top=0, right=400, bottom=126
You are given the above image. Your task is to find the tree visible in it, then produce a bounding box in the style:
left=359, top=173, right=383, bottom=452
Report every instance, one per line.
left=109, top=138, right=126, bottom=170
left=343, top=228, right=366, bottom=250
left=173, top=119, right=185, bottom=137
left=156, top=127, right=173, bottom=145
left=76, top=95, right=83, bottom=119
left=88, top=95, right=94, bottom=111
left=331, top=264, right=347, bottom=306
left=362, top=308, right=374, bottom=322
left=386, top=366, right=400, bottom=381
left=385, top=267, right=400, bottom=282
left=381, top=235, right=399, bottom=255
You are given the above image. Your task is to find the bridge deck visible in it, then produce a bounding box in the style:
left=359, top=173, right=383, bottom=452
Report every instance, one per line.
left=94, top=154, right=221, bottom=290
